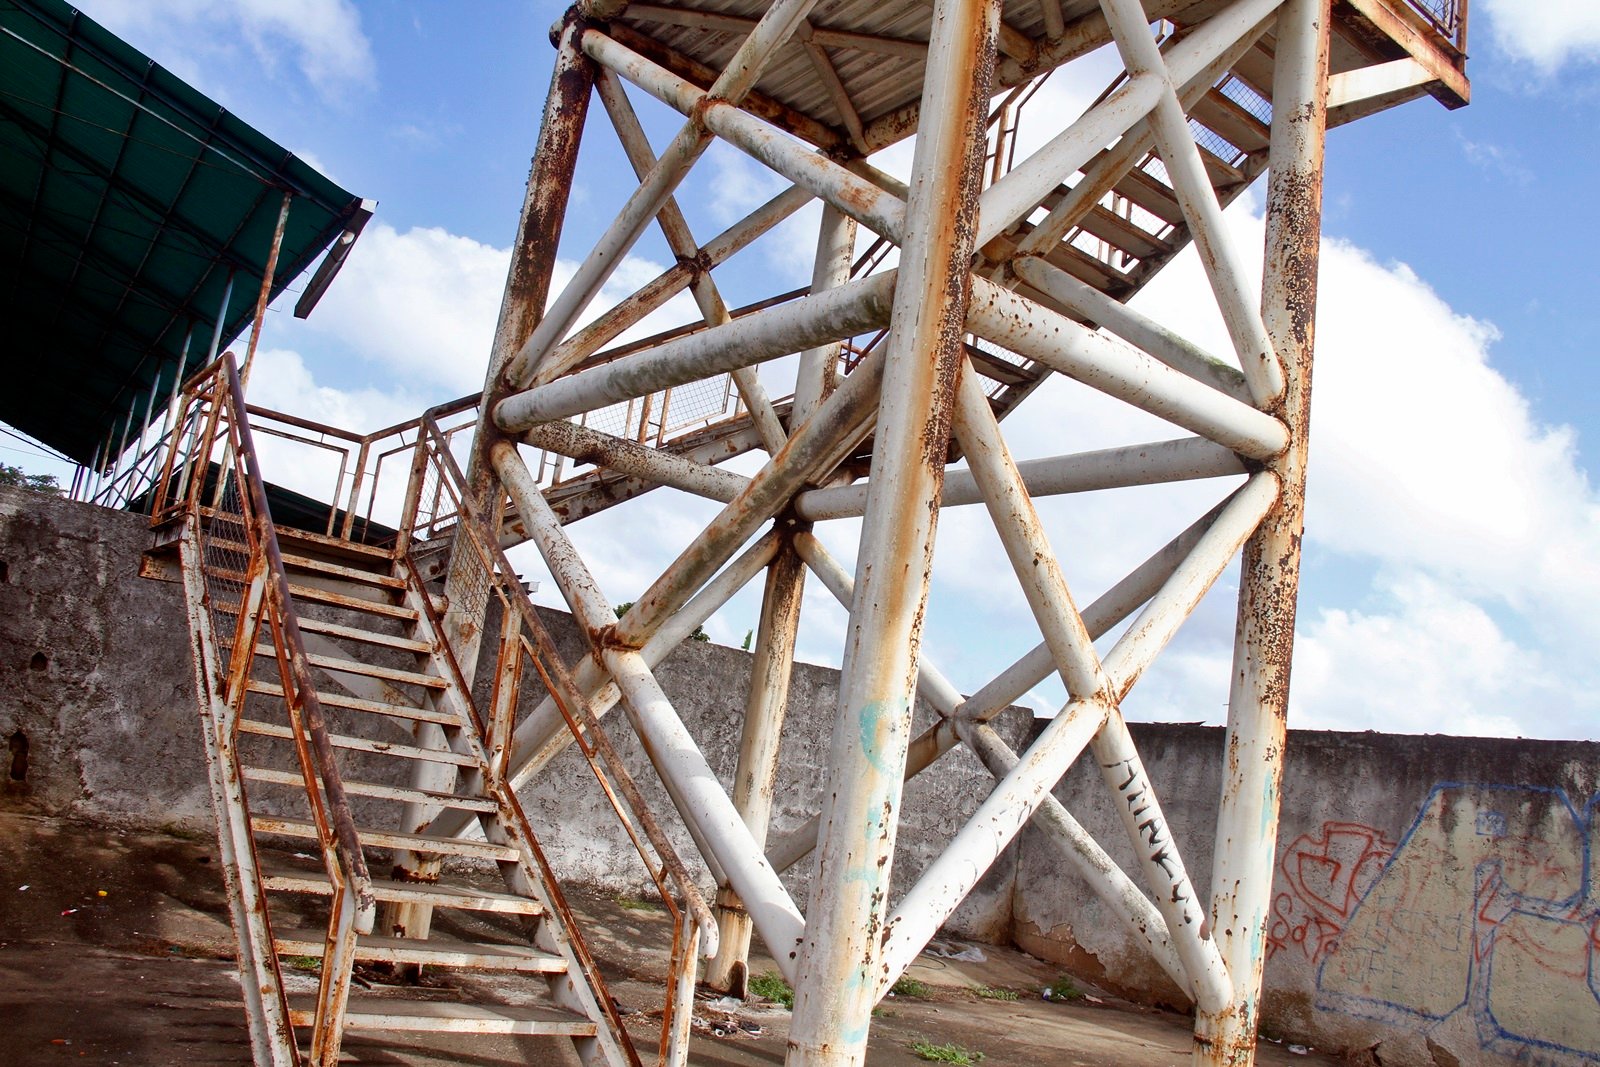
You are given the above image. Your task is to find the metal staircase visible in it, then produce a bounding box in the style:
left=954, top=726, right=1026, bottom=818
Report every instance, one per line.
left=146, top=353, right=705, bottom=1066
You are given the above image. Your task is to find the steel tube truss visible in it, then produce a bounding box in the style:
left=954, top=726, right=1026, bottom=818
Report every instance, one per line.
left=449, top=1, right=1465, bottom=1063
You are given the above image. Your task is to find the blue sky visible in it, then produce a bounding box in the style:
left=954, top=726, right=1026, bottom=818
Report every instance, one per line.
left=33, top=0, right=1600, bottom=741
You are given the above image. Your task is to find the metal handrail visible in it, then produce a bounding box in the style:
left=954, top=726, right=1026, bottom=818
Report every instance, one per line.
left=154, top=354, right=377, bottom=941
left=406, top=414, right=716, bottom=1062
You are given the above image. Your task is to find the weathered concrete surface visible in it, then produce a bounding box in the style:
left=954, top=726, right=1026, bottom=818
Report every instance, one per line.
left=9, top=487, right=1599, bottom=1064
left=0, top=486, right=1031, bottom=947
left=1016, top=723, right=1600, bottom=1067
left=0, top=810, right=1347, bottom=1067
left=0, top=485, right=206, bottom=827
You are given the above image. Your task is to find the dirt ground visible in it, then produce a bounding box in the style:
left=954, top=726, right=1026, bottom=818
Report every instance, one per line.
left=0, top=811, right=1344, bottom=1066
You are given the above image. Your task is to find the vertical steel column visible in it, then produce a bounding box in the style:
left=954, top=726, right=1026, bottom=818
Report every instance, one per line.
left=705, top=540, right=808, bottom=995
left=1197, top=1, right=1328, bottom=1064
left=239, top=191, right=293, bottom=391
left=786, top=0, right=999, bottom=1060
left=390, top=20, right=597, bottom=948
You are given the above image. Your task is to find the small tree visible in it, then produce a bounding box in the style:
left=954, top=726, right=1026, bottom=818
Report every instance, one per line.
left=0, top=464, right=61, bottom=495
left=613, top=601, right=709, bottom=642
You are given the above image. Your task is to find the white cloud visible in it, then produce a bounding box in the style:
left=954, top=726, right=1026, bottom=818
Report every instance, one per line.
left=287, top=223, right=510, bottom=396
left=1478, top=0, right=1600, bottom=73
left=1121, top=199, right=1600, bottom=739
left=1291, top=572, right=1585, bottom=738
left=86, top=0, right=376, bottom=101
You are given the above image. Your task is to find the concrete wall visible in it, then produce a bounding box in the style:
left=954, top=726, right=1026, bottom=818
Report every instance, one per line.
left=0, top=485, right=1031, bottom=944
left=7, top=485, right=1598, bottom=1064
left=0, top=484, right=208, bottom=825
left=1016, top=724, right=1600, bottom=1067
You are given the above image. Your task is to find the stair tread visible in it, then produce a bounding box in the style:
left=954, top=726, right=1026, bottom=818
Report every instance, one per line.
left=261, top=863, right=543, bottom=914
left=280, top=551, right=406, bottom=589
left=272, top=928, right=565, bottom=972
left=253, top=644, right=448, bottom=689
left=237, top=718, right=477, bottom=767
left=251, top=814, right=518, bottom=862
left=296, top=615, right=431, bottom=653
left=272, top=524, right=397, bottom=562
left=245, top=680, right=457, bottom=726
left=241, top=766, right=497, bottom=812
left=287, top=995, right=595, bottom=1034
left=287, top=581, right=418, bottom=620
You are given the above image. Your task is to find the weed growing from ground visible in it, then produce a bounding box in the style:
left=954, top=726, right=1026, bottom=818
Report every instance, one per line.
left=910, top=1039, right=984, bottom=1064
left=748, top=971, right=795, bottom=1009
left=891, top=976, right=932, bottom=998
left=974, top=986, right=1019, bottom=1001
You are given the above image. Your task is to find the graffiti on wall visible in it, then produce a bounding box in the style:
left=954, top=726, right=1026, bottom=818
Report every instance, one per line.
left=1275, top=785, right=1600, bottom=1064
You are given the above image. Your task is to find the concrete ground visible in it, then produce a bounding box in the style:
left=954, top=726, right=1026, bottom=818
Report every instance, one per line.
left=0, top=811, right=1343, bottom=1066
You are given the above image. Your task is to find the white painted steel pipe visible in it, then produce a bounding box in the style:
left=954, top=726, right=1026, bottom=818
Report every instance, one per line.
left=951, top=360, right=1108, bottom=699
left=785, top=529, right=1194, bottom=997
left=1087, top=715, right=1233, bottom=1013
left=794, top=205, right=857, bottom=423
left=977, top=70, right=1163, bottom=247
left=508, top=0, right=821, bottom=388
left=521, top=420, right=749, bottom=503
left=795, top=437, right=1244, bottom=521
left=705, top=544, right=807, bottom=993
left=789, top=0, right=1000, bottom=1058
left=596, top=66, right=788, bottom=454
left=501, top=530, right=781, bottom=802
left=1099, top=0, right=1285, bottom=407
left=495, top=272, right=896, bottom=432
left=962, top=721, right=1191, bottom=996
left=965, top=277, right=1288, bottom=459
left=1011, top=12, right=1273, bottom=261
left=581, top=30, right=907, bottom=244
left=1201, top=0, right=1327, bottom=1060
left=877, top=696, right=1112, bottom=990
left=545, top=184, right=814, bottom=379
left=1103, top=472, right=1279, bottom=698
left=955, top=500, right=1232, bottom=721
left=605, top=645, right=806, bottom=968
left=611, top=346, right=885, bottom=651
left=1013, top=257, right=1251, bottom=403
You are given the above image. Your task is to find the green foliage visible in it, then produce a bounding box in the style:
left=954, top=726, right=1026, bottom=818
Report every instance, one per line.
left=614, top=601, right=708, bottom=642
left=283, top=955, right=321, bottom=971
left=742, top=629, right=754, bottom=651
left=909, top=1040, right=984, bottom=1064
left=974, top=986, right=1019, bottom=1001
left=614, top=892, right=663, bottom=913
left=1047, top=974, right=1084, bottom=1002
left=890, top=976, right=931, bottom=998
left=748, top=971, right=794, bottom=1009
left=0, top=464, right=61, bottom=494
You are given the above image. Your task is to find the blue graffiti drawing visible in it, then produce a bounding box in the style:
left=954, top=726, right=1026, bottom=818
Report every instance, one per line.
left=1314, top=783, right=1600, bottom=1064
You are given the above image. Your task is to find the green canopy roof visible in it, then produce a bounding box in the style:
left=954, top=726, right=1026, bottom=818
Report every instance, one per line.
left=0, top=0, right=369, bottom=464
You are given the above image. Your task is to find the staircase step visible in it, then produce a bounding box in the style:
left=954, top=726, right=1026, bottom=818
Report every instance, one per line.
left=252, top=815, right=519, bottom=862
left=287, top=996, right=595, bottom=1036
left=262, top=863, right=543, bottom=914
left=245, top=680, right=458, bottom=727
left=242, top=766, right=497, bottom=812
left=273, top=524, right=398, bottom=562
left=296, top=615, right=431, bottom=654
left=273, top=929, right=565, bottom=973
left=238, top=718, right=477, bottom=767
left=280, top=551, right=406, bottom=590
left=287, top=581, right=418, bottom=621
left=254, top=644, right=448, bottom=690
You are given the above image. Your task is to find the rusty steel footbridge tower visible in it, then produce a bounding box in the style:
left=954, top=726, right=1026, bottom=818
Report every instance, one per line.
left=445, top=0, right=1470, bottom=1063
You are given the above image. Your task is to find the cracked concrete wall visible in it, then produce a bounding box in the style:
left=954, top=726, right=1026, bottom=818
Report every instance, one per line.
left=1014, top=723, right=1600, bottom=1067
